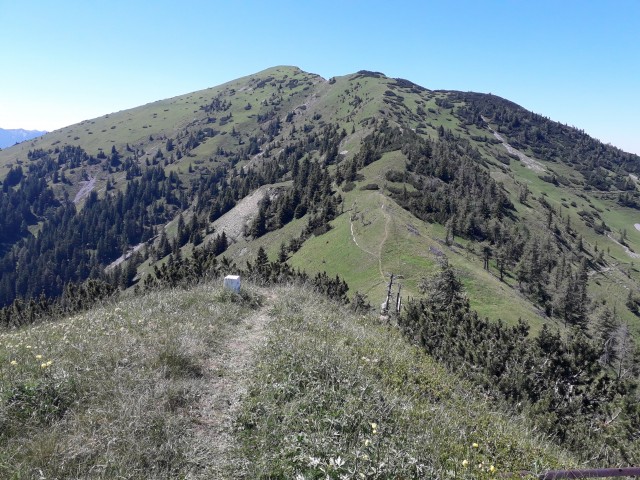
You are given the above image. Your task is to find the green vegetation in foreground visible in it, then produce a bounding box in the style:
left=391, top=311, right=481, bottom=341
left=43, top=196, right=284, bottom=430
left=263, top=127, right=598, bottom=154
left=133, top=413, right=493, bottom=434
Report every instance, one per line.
left=0, top=281, right=577, bottom=478
left=0, top=283, right=262, bottom=478
left=236, top=285, right=575, bottom=478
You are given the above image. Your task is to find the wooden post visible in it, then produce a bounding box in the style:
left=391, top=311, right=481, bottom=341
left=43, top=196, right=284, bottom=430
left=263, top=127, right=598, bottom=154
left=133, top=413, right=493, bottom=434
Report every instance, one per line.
left=383, top=273, right=394, bottom=314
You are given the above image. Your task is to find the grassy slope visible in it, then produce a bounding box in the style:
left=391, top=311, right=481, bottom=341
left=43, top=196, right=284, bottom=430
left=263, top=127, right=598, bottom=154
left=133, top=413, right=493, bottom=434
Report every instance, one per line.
left=289, top=150, right=548, bottom=331
left=0, top=66, right=319, bottom=202
left=238, top=285, right=578, bottom=478
left=0, top=282, right=576, bottom=478
left=2, top=65, right=640, bottom=337
left=486, top=139, right=640, bottom=335
left=0, top=283, right=263, bottom=478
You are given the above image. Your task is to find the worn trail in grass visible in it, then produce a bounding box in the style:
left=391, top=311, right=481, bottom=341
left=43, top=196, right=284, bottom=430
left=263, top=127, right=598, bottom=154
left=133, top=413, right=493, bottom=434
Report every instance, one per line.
left=0, top=284, right=268, bottom=479
left=235, top=285, right=577, bottom=478
left=0, top=283, right=578, bottom=479
left=349, top=194, right=392, bottom=281
left=190, top=292, right=274, bottom=477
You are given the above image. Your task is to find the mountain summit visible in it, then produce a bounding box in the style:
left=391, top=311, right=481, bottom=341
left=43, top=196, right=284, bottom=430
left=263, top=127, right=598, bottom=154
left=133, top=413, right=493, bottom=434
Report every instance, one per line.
left=1, top=66, right=640, bottom=470
left=0, top=127, right=47, bottom=148
left=0, top=65, right=639, bottom=333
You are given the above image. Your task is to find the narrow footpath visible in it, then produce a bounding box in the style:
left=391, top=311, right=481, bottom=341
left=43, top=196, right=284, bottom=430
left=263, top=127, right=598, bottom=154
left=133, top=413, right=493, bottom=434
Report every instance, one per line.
left=189, top=295, right=274, bottom=477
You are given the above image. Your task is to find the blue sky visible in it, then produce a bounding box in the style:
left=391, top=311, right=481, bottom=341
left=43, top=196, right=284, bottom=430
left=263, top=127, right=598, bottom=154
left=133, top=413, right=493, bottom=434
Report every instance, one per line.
left=1, top=0, right=638, bottom=154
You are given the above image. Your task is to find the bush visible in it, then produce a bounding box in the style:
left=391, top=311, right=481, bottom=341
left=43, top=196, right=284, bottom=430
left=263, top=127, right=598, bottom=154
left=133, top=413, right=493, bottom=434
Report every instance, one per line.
left=342, top=181, right=356, bottom=192
left=385, top=169, right=405, bottom=182
left=4, top=376, right=77, bottom=427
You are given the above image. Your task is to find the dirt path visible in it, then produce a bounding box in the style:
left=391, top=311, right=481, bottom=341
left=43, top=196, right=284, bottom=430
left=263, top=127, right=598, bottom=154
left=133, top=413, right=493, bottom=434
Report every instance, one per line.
left=190, top=296, right=274, bottom=477
left=349, top=195, right=392, bottom=280
left=588, top=265, right=613, bottom=277
left=350, top=220, right=377, bottom=257
left=379, top=200, right=392, bottom=277
left=607, top=233, right=640, bottom=259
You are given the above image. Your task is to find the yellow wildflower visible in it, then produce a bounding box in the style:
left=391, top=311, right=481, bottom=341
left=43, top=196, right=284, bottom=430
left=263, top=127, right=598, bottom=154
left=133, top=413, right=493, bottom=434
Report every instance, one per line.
left=489, top=465, right=496, bottom=474
left=35, top=354, right=43, bottom=359
left=462, top=459, right=469, bottom=467
left=10, top=360, right=17, bottom=366
left=472, top=442, right=479, bottom=448
left=364, top=439, right=371, bottom=447
left=46, top=360, right=53, bottom=367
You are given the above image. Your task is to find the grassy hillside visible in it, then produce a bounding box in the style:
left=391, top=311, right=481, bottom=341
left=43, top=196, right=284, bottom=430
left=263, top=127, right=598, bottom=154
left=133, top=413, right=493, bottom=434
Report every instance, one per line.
left=0, top=281, right=577, bottom=478
left=0, top=65, right=320, bottom=203
left=1, top=65, right=640, bottom=344
left=287, top=150, right=549, bottom=331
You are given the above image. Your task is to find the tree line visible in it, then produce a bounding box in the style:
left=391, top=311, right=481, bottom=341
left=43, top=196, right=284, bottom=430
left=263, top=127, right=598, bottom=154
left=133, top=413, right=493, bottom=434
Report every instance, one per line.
left=399, top=260, right=639, bottom=464
left=454, top=91, right=640, bottom=204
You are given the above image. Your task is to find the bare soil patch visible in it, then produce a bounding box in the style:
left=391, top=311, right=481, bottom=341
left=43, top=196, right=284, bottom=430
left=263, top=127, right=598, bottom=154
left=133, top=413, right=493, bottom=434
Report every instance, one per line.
left=188, top=296, right=273, bottom=477
left=73, top=175, right=96, bottom=204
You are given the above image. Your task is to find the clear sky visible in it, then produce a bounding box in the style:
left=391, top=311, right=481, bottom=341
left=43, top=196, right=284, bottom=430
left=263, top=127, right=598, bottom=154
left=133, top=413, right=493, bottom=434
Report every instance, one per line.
left=1, top=0, right=638, bottom=154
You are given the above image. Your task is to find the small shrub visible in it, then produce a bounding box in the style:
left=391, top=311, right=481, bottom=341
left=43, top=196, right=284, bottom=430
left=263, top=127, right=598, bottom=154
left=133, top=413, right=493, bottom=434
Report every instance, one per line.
left=4, top=376, right=77, bottom=427
left=156, top=343, right=202, bottom=379
left=385, top=170, right=405, bottom=182
left=342, top=181, right=356, bottom=192
left=214, top=288, right=263, bottom=309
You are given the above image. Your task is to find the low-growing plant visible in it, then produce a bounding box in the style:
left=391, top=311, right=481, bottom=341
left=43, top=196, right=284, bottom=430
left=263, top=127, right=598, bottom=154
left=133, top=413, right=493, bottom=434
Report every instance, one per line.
left=234, top=285, right=575, bottom=478
left=4, top=375, right=77, bottom=428
left=214, top=287, right=263, bottom=309
left=0, top=282, right=261, bottom=478
left=156, top=341, right=203, bottom=379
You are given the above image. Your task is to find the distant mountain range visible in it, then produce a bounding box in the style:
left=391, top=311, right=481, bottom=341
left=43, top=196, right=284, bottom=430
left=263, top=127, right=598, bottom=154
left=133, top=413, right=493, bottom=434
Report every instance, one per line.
left=0, top=128, right=47, bottom=148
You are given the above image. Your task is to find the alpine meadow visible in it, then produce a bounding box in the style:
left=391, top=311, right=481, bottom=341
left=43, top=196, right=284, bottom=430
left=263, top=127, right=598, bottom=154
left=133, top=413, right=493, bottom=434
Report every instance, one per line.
left=1, top=66, right=639, bottom=478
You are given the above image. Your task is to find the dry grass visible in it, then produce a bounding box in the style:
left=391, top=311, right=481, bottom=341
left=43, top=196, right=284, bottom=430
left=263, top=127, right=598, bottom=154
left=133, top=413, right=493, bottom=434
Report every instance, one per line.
left=0, top=282, right=261, bottom=479
left=1, top=281, right=576, bottom=479
left=235, top=285, right=576, bottom=479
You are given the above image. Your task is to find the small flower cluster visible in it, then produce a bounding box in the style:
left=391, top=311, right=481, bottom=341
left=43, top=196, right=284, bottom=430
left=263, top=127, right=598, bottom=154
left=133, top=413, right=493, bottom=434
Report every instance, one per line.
left=460, top=442, right=497, bottom=476
left=6, top=354, right=53, bottom=369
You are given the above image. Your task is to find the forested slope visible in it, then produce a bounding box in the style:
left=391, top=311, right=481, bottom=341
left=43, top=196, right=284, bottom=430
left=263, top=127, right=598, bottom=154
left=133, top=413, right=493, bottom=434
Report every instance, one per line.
left=1, top=69, right=639, bottom=456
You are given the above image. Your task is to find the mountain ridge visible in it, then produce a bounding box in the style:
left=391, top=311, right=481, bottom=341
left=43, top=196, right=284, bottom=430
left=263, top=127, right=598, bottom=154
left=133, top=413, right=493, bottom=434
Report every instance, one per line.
left=0, top=127, right=47, bottom=149
left=0, top=65, right=639, bottom=337
left=1, top=66, right=640, bottom=470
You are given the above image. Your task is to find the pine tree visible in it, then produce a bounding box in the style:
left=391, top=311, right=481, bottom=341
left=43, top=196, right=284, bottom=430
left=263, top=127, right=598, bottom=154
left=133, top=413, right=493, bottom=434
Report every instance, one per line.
left=252, top=246, right=270, bottom=281
left=593, top=307, right=619, bottom=367
left=278, top=242, right=288, bottom=263
left=250, top=205, right=267, bottom=238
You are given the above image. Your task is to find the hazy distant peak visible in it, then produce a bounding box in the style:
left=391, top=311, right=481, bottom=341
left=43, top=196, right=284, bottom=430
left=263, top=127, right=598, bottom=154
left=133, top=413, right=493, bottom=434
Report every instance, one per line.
left=0, top=128, right=47, bottom=149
